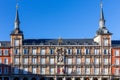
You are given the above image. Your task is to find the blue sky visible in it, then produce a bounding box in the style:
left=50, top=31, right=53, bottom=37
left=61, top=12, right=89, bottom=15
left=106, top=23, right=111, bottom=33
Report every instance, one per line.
left=0, top=0, right=120, bottom=41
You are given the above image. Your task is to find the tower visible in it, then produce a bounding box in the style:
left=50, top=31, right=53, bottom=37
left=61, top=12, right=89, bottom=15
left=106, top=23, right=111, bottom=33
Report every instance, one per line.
left=94, top=1, right=112, bottom=80
left=10, top=3, right=24, bottom=47
left=94, top=1, right=112, bottom=46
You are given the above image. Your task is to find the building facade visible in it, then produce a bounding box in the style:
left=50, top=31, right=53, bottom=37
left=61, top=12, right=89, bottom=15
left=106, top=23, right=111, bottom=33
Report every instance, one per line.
left=10, top=2, right=112, bottom=80
left=0, top=42, right=11, bottom=80
left=0, top=1, right=120, bottom=80
left=111, top=41, right=120, bottom=80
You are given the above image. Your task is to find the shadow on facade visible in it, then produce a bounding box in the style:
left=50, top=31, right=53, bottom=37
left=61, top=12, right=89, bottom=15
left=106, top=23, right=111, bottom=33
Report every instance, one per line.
left=0, top=64, right=50, bottom=80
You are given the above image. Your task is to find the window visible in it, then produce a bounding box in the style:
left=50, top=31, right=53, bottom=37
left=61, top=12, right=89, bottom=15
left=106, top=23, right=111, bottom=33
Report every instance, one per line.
left=76, top=68, right=81, bottom=74
left=50, top=58, right=54, bottom=64
left=14, top=67, right=19, bottom=74
left=23, top=49, right=28, bottom=54
left=115, top=68, right=119, bottom=75
left=50, top=49, right=54, bottom=54
left=23, top=68, right=28, bottom=74
left=23, top=58, right=28, bottom=64
left=94, top=49, right=99, bottom=55
left=0, top=49, right=2, bottom=55
left=94, top=68, right=99, bottom=74
left=14, top=40, right=19, bottom=46
left=76, top=58, right=81, bottom=64
left=0, top=58, right=2, bottom=64
left=50, top=68, right=54, bottom=74
left=4, top=67, right=8, bottom=74
left=32, top=58, right=37, bottom=64
left=85, top=49, right=89, bottom=54
left=14, top=49, right=19, bottom=55
left=32, top=68, right=36, bottom=74
left=14, top=58, right=19, bottom=64
left=103, top=49, right=108, bottom=55
left=76, top=49, right=81, bottom=54
left=67, top=49, right=72, bottom=54
left=86, top=58, right=90, bottom=64
left=41, top=58, right=45, bottom=64
left=115, top=59, right=119, bottom=65
left=0, top=67, right=2, bottom=74
left=104, top=58, right=108, bottom=65
left=104, top=39, right=108, bottom=46
left=4, top=58, right=8, bottom=64
left=4, top=49, right=8, bottom=55
left=68, top=58, right=72, bottom=64
left=86, top=68, right=90, bottom=74
left=41, top=49, right=45, bottom=55
left=68, top=68, right=72, bottom=74
left=41, top=67, right=45, bottom=74
left=94, top=58, right=99, bottom=65
left=115, top=50, right=119, bottom=56
left=32, top=48, right=37, bottom=55
left=103, top=68, right=108, bottom=74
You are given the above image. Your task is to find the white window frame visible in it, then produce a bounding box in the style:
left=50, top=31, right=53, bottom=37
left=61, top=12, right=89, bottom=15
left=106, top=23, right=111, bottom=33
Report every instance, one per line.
left=41, top=58, right=45, bottom=64
left=94, top=68, right=99, bottom=75
left=23, top=58, right=28, bottom=64
left=94, top=49, right=99, bottom=55
left=115, top=50, right=119, bottom=56
left=77, top=67, right=81, bottom=74
left=104, top=39, right=108, bottom=46
left=76, top=58, right=81, bottom=64
left=67, top=49, right=72, bottom=54
left=4, top=58, right=8, bottom=64
left=115, top=59, right=119, bottom=65
left=104, top=58, right=108, bottom=65
left=23, top=49, right=28, bottom=54
left=23, top=68, right=28, bottom=74
left=14, top=49, right=19, bottom=55
left=41, top=67, right=45, bottom=74
left=68, top=58, right=72, bottom=64
left=0, top=49, right=2, bottom=55
left=86, top=68, right=90, bottom=74
left=68, top=67, right=72, bottom=74
left=14, top=40, right=19, bottom=46
left=94, top=58, right=99, bottom=65
left=32, top=48, right=37, bottom=55
left=32, top=67, right=37, bottom=74
left=32, top=58, right=37, bottom=64
left=41, top=49, right=45, bottom=55
left=50, top=68, right=54, bottom=74
left=4, top=49, right=8, bottom=55
left=14, top=58, right=19, bottom=64
left=50, top=58, right=54, bottom=64
left=86, top=58, right=90, bottom=64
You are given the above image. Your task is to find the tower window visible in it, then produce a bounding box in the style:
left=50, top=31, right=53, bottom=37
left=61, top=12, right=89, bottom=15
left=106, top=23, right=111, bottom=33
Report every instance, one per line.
left=14, top=40, right=19, bottom=46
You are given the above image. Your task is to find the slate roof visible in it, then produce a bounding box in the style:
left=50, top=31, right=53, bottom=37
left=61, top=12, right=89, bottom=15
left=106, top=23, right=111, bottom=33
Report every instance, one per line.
left=0, top=41, right=10, bottom=48
left=23, top=39, right=98, bottom=45
left=112, top=40, right=120, bottom=47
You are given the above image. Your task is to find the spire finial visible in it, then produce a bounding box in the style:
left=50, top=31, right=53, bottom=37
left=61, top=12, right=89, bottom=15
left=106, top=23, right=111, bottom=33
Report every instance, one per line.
left=14, top=0, right=20, bottom=30
left=100, top=0, right=103, bottom=8
left=99, top=0, right=105, bottom=28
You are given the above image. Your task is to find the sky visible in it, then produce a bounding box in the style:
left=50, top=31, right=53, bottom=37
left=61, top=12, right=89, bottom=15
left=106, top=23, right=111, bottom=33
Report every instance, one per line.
left=0, top=0, right=120, bottom=41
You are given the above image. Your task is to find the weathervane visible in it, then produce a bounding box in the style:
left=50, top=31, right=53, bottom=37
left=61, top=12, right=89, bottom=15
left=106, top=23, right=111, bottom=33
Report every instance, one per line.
left=100, top=0, right=103, bottom=8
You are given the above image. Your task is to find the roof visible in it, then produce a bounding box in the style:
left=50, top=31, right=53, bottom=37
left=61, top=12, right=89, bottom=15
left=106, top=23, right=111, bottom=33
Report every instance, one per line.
left=0, top=41, right=10, bottom=48
left=112, top=40, right=120, bottom=48
left=23, top=39, right=98, bottom=45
